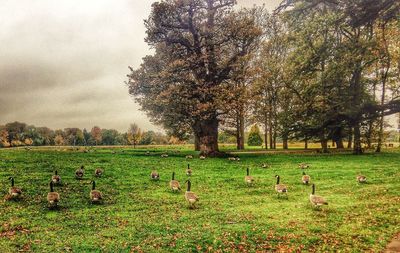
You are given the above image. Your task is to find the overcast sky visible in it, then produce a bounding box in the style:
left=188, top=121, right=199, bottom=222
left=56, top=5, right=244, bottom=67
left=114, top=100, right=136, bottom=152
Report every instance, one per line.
left=0, top=0, right=281, bottom=132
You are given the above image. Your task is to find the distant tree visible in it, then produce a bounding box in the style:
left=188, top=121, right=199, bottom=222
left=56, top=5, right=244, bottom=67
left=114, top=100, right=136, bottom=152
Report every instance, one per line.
left=64, top=128, right=84, bottom=146
left=24, top=138, right=33, bottom=146
left=90, top=126, right=102, bottom=145
left=0, top=128, right=11, bottom=148
left=101, top=129, right=119, bottom=145
left=82, top=128, right=91, bottom=146
left=140, top=131, right=155, bottom=145
left=247, top=124, right=263, bottom=146
left=54, top=135, right=64, bottom=146
left=128, top=124, right=142, bottom=148
left=5, top=121, right=27, bottom=143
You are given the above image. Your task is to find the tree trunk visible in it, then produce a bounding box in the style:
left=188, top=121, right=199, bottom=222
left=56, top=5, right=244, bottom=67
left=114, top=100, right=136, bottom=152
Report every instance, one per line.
left=320, top=139, right=328, bottom=153
left=304, top=138, right=308, bottom=149
left=347, top=128, right=353, bottom=149
left=282, top=134, right=288, bottom=150
left=238, top=113, right=245, bottom=150
left=269, top=123, right=273, bottom=149
left=353, top=123, right=363, bottom=154
left=194, top=133, right=200, bottom=151
left=193, top=116, right=220, bottom=156
left=264, top=115, right=268, bottom=149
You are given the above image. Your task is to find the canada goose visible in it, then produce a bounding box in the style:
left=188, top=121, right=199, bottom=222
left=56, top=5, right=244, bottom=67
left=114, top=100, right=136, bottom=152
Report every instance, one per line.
left=75, top=165, right=84, bottom=179
left=262, top=163, right=271, bottom=169
left=299, top=163, right=309, bottom=169
left=199, top=155, right=206, bottom=160
left=245, top=168, right=254, bottom=185
left=185, top=155, right=193, bottom=159
left=228, top=157, right=236, bottom=161
left=8, top=177, right=22, bottom=199
left=184, top=180, right=199, bottom=209
left=186, top=164, right=192, bottom=176
left=47, top=181, right=60, bottom=208
left=169, top=172, right=181, bottom=192
left=112, top=151, right=116, bottom=154
left=146, top=150, right=150, bottom=155
left=309, top=184, right=328, bottom=207
left=302, top=171, right=310, bottom=185
left=52, top=170, right=61, bottom=185
left=90, top=181, right=103, bottom=203
left=275, top=175, right=288, bottom=197
left=151, top=170, right=160, bottom=180
left=357, top=175, right=367, bottom=183
left=161, top=154, right=168, bottom=158
left=95, top=168, right=103, bottom=177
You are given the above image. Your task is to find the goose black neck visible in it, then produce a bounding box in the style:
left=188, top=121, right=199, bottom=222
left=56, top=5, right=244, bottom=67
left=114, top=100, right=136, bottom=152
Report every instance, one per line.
left=312, top=184, right=315, bottom=195
left=55, top=170, right=58, bottom=175
left=50, top=181, right=54, bottom=192
left=187, top=180, right=191, bottom=191
left=172, top=172, right=175, bottom=180
left=10, top=177, right=14, bottom=187
left=92, top=181, right=96, bottom=190
left=187, top=164, right=190, bottom=169
left=276, top=176, right=280, bottom=184
left=302, top=171, right=305, bottom=175
left=247, top=168, right=250, bottom=176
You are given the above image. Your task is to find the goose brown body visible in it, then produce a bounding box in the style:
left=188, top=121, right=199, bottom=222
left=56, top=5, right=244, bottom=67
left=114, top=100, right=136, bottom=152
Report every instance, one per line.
left=275, top=175, right=287, bottom=194
left=8, top=177, right=22, bottom=198
left=75, top=166, right=84, bottom=179
left=185, top=180, right=198, bottom=208
left=90, top=181, right=102, bottom=203
left=302, top=172, right=310, bottom=184
left=299, top=163, right=309, bottom=169
left=186, top=164, right=192, bottom=176
left=309, top=184, right=328, bottom=207
left=151, top=171, right=160, bottom=180
left=169, top=172, right=181, bottom=191
left=95, top=168, right=103, bottom=177
left=357, top=175, right=367, bottom=183
left=52, top=170, right=61, bottom=184
left=245, top=168, right=254, bottom=185
left=47, top=181, right=60, bottom=207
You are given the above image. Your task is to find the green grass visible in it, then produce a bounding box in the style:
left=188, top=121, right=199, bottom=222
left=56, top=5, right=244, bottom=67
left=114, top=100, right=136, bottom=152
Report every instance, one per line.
left=0, top=146, right=399, bottom=252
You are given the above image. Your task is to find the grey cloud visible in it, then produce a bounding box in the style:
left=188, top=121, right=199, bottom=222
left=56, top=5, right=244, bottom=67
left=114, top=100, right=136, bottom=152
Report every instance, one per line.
left=0, top=0, right=277, bottom=132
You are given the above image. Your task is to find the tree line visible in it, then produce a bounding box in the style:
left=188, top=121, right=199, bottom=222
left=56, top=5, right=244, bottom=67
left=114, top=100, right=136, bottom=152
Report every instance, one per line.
left=127, top=0, right=400, bottom=155
left=0, top=122, right=170, bottom=148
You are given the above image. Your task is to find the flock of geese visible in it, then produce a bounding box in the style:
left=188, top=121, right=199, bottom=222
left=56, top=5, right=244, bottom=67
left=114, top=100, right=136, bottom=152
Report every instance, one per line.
left=5, top=156, right=368, bottom=210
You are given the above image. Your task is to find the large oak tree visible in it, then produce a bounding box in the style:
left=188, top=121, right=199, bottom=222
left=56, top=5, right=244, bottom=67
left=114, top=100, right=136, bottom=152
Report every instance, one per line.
left=127, top=0, right=263, bottom=156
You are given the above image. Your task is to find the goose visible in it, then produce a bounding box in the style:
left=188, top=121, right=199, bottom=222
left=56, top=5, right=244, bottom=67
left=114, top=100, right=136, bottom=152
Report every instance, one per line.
left=299, top=163, right=309, bottom=169
left=245, top=168, right=254, bottom=185
left=309, top=184, right=328, bottom=207
left=145, top=150, right=150, bottom=155
left=95, top=168, right=104, bottom=177
left=275, top=175, right=288, bottom=197
left=169, top=172, right=181, bottom=192
left=184, top=180, right=199, bottom=209
left=151, top=170, right=160, bottom=180
left=185, top=155, right=193, bottom=159
left=161, top=153, right=168, bottom=158
left=262, top=163, right=271, bottom=169
left=90, top=181, right=103, bottom=203
left=52, top=170, right=61, bottom=185
left=302, top=171, right=310, bottom=185
left=8, top=177, right=22, bottom=199
left=186, top=164, right=192, bottom=176
left=47, top=181, right=60, bottom=208
left=199, top=155, right=206, bottom=160
left=357, top=175, right=367, bottom=183
left=228, top=157, right=236, bottom=161
left=75, top=165, right=84, bottom=179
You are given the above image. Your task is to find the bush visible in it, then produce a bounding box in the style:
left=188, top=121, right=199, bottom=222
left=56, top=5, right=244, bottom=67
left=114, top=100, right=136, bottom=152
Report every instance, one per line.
left=247, top=124, right=263, bottom=146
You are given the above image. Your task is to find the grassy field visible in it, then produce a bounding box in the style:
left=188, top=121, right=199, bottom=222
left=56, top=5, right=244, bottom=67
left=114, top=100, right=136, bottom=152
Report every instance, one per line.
left=0, top=146, right=399, bottom=252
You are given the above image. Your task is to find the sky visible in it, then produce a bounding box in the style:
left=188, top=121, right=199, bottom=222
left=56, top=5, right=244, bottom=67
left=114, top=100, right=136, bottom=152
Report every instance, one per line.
left=0, top=0, right=282, bottom=132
